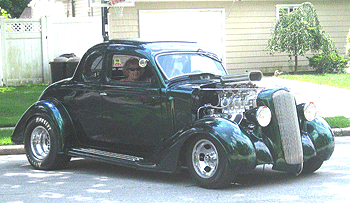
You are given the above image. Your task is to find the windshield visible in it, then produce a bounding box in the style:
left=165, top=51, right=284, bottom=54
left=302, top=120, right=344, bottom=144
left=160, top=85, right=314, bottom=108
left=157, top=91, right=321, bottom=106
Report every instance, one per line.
left=156, top=53, right=227, bottom=79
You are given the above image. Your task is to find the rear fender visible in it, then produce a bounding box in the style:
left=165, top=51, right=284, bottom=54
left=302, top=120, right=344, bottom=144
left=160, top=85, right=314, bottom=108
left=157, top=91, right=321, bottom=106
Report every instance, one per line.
left=11, top=99, right=76, bottom=153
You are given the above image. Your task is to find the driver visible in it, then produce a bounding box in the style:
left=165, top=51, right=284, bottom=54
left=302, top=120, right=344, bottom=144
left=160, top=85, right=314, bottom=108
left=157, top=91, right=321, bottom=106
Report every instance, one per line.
left=121, top=58, right=145, bottom=81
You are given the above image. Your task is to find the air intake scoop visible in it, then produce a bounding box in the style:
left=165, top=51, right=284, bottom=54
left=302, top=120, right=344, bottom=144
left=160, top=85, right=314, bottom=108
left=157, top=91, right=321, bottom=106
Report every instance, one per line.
left=220, top=71, right=263, bottom=84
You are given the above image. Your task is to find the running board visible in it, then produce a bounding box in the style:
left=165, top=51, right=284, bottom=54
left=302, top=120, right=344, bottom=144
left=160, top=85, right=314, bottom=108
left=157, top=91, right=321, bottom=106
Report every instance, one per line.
left=68, top=148, right=156, bottom=169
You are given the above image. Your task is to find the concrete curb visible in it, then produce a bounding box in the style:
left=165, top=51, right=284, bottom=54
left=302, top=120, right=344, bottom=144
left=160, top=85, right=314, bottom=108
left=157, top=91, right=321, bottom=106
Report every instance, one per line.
left=1, top=128, right=349, bottom=156
left=332, top=127, right=350, bottom=137
left=0, top=145, right=25, bottom=155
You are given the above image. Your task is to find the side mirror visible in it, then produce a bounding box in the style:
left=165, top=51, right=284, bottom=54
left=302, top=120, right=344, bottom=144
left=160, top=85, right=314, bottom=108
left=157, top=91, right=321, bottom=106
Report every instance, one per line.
left=139, top=58, right=149, bottom=68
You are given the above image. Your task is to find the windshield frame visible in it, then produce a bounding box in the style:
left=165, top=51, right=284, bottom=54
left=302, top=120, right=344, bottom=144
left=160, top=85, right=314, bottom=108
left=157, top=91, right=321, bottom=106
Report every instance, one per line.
left=155, top=52, right=228, bottom=81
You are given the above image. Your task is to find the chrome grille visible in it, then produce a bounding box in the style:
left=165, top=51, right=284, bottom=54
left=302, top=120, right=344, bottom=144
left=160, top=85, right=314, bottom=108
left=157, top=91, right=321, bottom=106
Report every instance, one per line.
left=272, top=90, right=303, bottom=164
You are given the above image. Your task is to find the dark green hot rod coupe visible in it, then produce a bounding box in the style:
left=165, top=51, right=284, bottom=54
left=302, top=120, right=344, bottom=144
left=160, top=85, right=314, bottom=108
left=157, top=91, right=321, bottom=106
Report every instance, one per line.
left=12, top=39, right=334, bottom=189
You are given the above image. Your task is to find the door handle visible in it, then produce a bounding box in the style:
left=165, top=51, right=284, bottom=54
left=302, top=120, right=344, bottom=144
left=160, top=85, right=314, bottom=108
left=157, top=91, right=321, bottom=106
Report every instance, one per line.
left=141, top=96, right=158, bottom=106
left=100, top=92, right=107, bottom=96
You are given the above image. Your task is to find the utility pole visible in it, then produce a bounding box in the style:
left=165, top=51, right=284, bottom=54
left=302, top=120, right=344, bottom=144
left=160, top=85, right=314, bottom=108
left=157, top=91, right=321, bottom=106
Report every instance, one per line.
left=101, top=0, right=109, bottom=42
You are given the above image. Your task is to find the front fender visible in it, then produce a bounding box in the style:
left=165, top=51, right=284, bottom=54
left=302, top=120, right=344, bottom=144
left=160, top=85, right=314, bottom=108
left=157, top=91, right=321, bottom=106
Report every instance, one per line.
left=187, top=118, right=256, bottom=172
left=11, top=99, right=76, bottom=153
left=153, top=117, right=256, bottom=173
left=306, top=116, right=335, bottom=161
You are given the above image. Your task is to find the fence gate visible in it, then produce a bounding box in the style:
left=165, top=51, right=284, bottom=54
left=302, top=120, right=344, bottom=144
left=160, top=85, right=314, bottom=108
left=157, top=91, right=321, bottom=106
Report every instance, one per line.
left=0, top=16, right=102, bottom=86
left=1, top=18, right=43, bottom=86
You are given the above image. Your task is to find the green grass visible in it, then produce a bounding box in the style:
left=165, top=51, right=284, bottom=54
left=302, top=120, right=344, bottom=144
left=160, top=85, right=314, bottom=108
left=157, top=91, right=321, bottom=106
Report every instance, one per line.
left=0, top=129, right=14, bottom=145
left=279, top=73, right=350, bottom=89
left=324, top=116, right=350, bottom=128
left=0, top=85, right=47, bottom=127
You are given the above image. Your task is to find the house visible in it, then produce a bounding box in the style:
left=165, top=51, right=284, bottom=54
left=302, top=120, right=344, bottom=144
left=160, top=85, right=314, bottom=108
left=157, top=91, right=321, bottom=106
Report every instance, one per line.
left=29, top=0, right=350, bottom=74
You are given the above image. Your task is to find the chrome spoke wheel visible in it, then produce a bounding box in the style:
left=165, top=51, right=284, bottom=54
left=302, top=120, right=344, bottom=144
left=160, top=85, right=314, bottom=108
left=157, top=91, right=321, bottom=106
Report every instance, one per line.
left=192, top=139, right=219, bottom=179
left=30, top=126, right=50, bottom=160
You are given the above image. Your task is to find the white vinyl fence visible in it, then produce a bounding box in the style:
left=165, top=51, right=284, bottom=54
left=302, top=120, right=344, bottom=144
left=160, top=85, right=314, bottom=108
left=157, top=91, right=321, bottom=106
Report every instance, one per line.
left=0, top=16, right=102, bottom=86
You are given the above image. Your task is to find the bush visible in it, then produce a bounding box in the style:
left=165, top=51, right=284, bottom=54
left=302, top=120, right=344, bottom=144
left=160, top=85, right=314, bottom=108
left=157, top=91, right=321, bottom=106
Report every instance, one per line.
left=0, top=7, right=11, bottom=19
left=347, top=29, right=350, bottom=56
left=308, top=52, right=349, bottom=74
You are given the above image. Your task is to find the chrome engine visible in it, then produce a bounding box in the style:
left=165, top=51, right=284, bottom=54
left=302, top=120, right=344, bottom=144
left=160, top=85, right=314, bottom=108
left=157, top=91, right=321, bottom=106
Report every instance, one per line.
left=197, top=71, right=263, bottom=123
left=198, top=86, right=260, bottom=123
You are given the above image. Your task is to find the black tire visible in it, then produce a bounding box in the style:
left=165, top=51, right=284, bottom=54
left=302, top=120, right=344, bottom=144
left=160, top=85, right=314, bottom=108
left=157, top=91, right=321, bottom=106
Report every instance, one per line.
left=302, top=156, right=324, bottom=174
left=186, top=135, right=235, bottom=189
left=24, top=116, right=71, bottom=170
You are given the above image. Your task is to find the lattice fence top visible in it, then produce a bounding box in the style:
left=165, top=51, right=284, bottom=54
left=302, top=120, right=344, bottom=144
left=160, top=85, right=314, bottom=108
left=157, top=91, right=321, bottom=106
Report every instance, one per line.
left=6, top=21, right=41, bottom=33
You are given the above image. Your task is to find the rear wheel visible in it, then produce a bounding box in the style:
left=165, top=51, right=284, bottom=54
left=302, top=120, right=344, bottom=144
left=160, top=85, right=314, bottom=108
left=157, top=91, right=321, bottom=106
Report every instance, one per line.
left=24, top=116, right=70, bottom=170
left=187, top=135, right=235, bottom=189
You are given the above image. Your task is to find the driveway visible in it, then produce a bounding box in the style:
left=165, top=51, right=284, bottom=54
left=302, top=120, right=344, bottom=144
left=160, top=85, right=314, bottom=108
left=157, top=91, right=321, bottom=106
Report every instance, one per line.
left=257, top=77, right=350, bottom=119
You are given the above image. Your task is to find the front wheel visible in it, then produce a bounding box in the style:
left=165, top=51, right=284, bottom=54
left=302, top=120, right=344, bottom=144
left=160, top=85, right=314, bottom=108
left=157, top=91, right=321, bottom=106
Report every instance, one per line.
left=24, top=116, right=70, bottom=170
left=186, top=135, right=235, bottom=189
left=302, top=156, right=324, bottom=174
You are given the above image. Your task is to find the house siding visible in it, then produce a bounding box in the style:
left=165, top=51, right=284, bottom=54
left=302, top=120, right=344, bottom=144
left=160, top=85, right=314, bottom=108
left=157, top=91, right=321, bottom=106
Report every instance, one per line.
left=90, top=0, right=350, bottom=74
left=60, top=0, right=101, bottom=17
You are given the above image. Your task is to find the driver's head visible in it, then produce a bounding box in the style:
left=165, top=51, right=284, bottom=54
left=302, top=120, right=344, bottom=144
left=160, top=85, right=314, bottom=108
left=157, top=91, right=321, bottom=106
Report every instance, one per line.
left=123, top=58, right=144, bottom=81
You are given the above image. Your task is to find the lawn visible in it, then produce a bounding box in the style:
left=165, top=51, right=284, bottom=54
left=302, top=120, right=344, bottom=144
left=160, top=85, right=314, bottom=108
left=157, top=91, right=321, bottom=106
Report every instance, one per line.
left=279, top=73, right=350, bottom=89
left=0, top=129, right=13, bottom=145
left=0, top=85, right=47, bottom=127
left=0, top=85, right=47, bottom=145
left=324, top=116, right=350, bottom=128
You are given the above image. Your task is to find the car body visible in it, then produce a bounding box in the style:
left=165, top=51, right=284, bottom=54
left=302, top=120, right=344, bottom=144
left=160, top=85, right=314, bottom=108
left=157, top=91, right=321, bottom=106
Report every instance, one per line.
left=12, top=39, right=334, bottom=189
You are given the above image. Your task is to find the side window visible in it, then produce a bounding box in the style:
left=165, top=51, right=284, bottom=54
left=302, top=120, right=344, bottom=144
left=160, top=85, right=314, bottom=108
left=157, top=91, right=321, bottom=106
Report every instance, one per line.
left=106, top=54, right=155, bottom=84
left=276, top=4, right=300, bottom=19
left=82, top=51, right=103, bottom=82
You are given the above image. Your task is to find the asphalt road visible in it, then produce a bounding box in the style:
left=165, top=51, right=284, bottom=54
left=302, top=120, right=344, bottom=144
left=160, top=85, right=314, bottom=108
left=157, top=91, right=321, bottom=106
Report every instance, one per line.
left=1, top=137, right=349, bottom=203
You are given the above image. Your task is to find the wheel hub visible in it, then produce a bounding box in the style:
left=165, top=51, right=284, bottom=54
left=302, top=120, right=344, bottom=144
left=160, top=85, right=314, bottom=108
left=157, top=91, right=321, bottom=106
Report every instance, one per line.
left=192, top=139, right=219, bottom=178
left=30, top=126, right=50, bottom=160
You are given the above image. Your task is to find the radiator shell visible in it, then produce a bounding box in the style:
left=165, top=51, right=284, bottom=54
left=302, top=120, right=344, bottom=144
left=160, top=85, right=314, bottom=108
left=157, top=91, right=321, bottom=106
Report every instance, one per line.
left=272, top=90, right=303, bottom=165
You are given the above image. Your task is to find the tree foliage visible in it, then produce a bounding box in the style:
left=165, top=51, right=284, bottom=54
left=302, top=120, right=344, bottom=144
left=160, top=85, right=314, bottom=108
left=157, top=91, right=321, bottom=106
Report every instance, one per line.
left=0, top=0, right=31, bottom=18
left=347, top=29, right=350, bottom=57
left=1, top=7, right=11, bottom=19
left=266, top=2, right=336, bottom=73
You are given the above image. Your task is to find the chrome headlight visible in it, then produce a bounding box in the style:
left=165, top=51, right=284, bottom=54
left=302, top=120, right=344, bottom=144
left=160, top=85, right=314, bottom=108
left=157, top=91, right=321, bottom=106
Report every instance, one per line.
left=246, top=106, right=272, bottom=127
left=256, top=106, right=272, bottom=127
left=303, top=102, right=317, bottom=121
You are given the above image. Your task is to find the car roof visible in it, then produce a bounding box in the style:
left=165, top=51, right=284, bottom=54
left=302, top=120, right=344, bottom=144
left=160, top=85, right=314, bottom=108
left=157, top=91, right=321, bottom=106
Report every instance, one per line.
left=106, top=38, right=210, bottom=54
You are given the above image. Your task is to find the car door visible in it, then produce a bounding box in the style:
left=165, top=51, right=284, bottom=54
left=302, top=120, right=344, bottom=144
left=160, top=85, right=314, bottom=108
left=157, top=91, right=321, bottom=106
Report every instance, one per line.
left=100, top=53, right=165, bottom=156
left=64, top=50, right=105, bottom=146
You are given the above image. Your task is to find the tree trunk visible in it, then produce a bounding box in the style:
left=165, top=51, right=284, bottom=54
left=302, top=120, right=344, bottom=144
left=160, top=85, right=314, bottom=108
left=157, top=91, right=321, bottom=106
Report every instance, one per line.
left=294, top=55, right=298, bottom=73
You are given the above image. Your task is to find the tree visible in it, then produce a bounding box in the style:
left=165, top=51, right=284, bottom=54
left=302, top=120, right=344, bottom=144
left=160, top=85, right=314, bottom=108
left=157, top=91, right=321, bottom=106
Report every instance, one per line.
left=266, top=2, right=336, bottom=73
left=1, top=7, right=11, bottom=19
left=0, top=0, right=31, bottom=18
left=347, top=29, right=350, bottom=57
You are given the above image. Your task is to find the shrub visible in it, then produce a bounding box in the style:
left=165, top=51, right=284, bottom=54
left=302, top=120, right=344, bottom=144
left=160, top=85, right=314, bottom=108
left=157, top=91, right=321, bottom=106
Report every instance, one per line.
left=308, top=52, right=349, bottom=74
left=0, top=7, right=11, bottom=19
left=347, top=29, right=350, bottom=56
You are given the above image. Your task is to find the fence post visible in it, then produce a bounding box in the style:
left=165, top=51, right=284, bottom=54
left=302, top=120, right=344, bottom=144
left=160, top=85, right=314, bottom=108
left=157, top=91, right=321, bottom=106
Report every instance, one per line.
left=0, top=16, right=5, bottom=86
left=41, top=16, right=50, bottom=84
